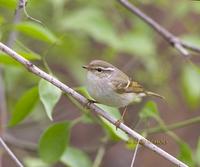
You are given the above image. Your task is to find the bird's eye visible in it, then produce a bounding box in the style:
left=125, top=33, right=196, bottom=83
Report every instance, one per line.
left=97, top=68, right=102, bottom=72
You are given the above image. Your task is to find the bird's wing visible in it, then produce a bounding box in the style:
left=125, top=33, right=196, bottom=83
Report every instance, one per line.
left=128, top=81, right=145, bottom=93
left=111, top=79, right=145, bottom=94
left=111, top=78, right=165, bottom=99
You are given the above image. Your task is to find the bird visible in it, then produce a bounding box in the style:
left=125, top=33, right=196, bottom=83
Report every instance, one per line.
left=83, top=60, right=164, bottom=127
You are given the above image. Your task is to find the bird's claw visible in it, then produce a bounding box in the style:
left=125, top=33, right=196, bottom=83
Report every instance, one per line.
left=114, top=119, right=123, bottom=130
left=85, top=99, right=98, bottom=108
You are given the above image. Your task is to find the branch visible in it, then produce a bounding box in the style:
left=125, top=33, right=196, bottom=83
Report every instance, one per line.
left=145, top=116, right=200, bottom=134
left=1, top=1, right=25, bottom=165
left=0, top=42, right=188, bottom=167
left=3, top=133, right=37, bottom=152
left=22, top=0, right=44, bottom=26
left=181, top=41, right=200, bottom=53
left=130, top=139, right=140, bottom=167
left=0, top=137, right=24, bottom=167
left=118, top=0, right=200, bottom=57
left=7, top=0, right=43, bottom=47
left=7, top=0, right=25, bottom=47
left=92, top=138, right=108, bottom=167
left=0, top=70, right=7, bottom=135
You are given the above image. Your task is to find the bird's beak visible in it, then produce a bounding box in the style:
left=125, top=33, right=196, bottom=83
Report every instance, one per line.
left=82, top=65, right=89, bottom=70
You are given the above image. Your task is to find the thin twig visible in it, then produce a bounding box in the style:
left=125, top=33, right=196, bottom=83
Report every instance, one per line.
left=0, top=70, right=7, bottom=136
left=181, top=41, right=200, bottom=53
left=22, top=1, right=44, bottom=26
left=130, top=139, right=140, bottom=167
left=92, top=146, right=106, bottom=167
left=145, top=116, right=200, bottom=134
left=7, top=0, right=25, bottom=47
left=0, top=69, right=7, bottom=167
left=154, top=116, right=181, bottom=143
left=8, top=0, right=44, bottom=47
left=2, top=1, right=25, bottom=166
left=92, top=138, right=108, bottom=167
left=4, top=133, right=37, bottom=152
left=0, top=42, right=188, bottom=167
left=118, top=0, right=200, bottom=57
left=0, top=137, right=24, bottom=167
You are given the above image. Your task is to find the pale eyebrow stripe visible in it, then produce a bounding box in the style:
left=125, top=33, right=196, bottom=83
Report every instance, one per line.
left=99, top=67, right=115, bottom=71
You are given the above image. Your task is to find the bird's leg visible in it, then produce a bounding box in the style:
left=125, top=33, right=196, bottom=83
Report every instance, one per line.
left=88, top=99, right=98, bottom=104
left=114, top=106, right=127, bottom=130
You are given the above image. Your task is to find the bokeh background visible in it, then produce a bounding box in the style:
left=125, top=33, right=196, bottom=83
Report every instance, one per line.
left=0, top=0, right=200, bottom=167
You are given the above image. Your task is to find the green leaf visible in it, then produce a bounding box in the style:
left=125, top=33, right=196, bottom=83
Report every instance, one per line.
left=97, top=104, right=129, bottom=141
left=14, top=40, right=41, bottom=60
left=16, top=22, right=59, bottom=44
left=0, top=49, right=40, bottom=66
left=192, top=1, right=200, bottom=13
left=195, top=137, right=200, bottom=166
left=178, top=142, right=195, bottom=167
left=60, top=7, right=155, bottom=58
left=75, top=86, right=92, bottom=99
left=66, top=87, right=95, bottom=124
left=0, top=0, right=17, bottom=9
left=0, top=53, right=20, bottom=66
left=18, top=51, right=41, bottom=60
left=126, top=138, right=138, bottom=150
left=24, top=157, right=50, bottom=167
left=9, top=87, right=39, bottom=127
left=119, top=32, right=156, bottom=56
left=173, top=2, right=189, bottom=17
left=181, top=64, right=200, bottom=108
left=0, top=15, right=4, bottom=25
left=61, top=147, right=92, bottom=167
left=60, top=8, right=118, bottom=48
left=39, top=121, right=71, bottom=163
left=39, top=79, right=62, bottom=120
left=139, top=101, right=159, bottom=119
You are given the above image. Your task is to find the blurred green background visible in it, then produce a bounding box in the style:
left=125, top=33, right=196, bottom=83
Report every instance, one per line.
left=0, top=0, right=200, bottom=167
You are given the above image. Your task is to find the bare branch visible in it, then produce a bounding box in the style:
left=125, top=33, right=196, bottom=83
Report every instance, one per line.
left=0, top=70, right=7, bottom=136
left=8, top=0, right=44, bottom=47
left=181, top=41, right=200, bottom=53
left=144, top=116, right=200, bottom=134
left=22, top=1, right=44, bottom=26
left=0, top=69, right=7, bottom=167
left=4, top=133, right=37, bottom=152
left=92, top=138, right=108, bottom=167
left=7, top=0, right=25, bottom=47
left=2, top=1, right=25, bottom=165
left=118, top=0, right=200, bottom=57
left=130, top=139, right=140, bottom=167
left=0, top=42, right=188, bottom=167
left=0, top=137, right=24, bottom=167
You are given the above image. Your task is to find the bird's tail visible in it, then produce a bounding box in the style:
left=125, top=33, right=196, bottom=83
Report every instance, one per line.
left=145, top=91, right=165, bottom=100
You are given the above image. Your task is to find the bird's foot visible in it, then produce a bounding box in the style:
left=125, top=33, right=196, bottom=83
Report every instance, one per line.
left=114, top=119, right=123, bottom=130
left=85, top=99, right=98, bottom=108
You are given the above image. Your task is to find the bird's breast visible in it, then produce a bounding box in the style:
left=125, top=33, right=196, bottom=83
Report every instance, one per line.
left=86, top=73, right=140, bottom=107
